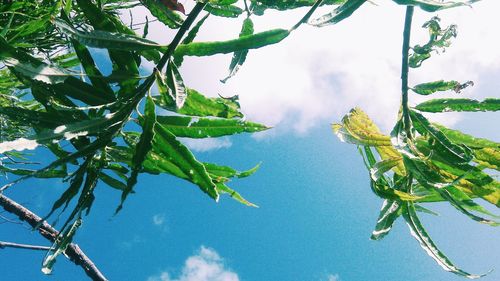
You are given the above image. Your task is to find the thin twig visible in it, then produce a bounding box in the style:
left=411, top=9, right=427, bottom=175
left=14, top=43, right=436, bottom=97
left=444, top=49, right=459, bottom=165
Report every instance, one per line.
left=0, top=194, right=107, bottom=281
left=0, top=213, right=23, bottom=224
left=156, top=1, right=208, bottom=71
left=401, top=6, right=414, bottom=136
left=0, top=241, right=51, bottom=251
left=291, top=0, right=324, bottom=31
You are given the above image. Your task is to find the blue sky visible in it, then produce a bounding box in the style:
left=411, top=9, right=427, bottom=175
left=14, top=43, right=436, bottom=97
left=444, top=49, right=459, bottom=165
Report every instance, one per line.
left=1, top=1, right=499, bottom=281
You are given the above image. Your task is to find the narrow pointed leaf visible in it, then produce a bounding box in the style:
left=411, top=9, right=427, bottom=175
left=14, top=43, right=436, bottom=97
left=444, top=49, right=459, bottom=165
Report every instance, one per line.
left=174, top=29, right=290, bottom=57
left=309, top=0, right=367, bottom=27
left=141, top=0, right=184, bottom=28
left=41, top=218, right=82, bottom=275
left=392, top=0, right=477, bottom=12
left=411, top=80, right=473, bottom=95
left=410, top=110, right=472, bottom=163
left=403, top=202, right=486, bottom=278
left=415, top=98, right=500, bottom=113
left=54, top=19, right=162, bottom=51
left=371, top=200, right=401, bottom=240
left=205, top=4, right=243, bottom=17
left=155, top=86, right=243, bottom=118
left=155, top=116, right=268, bottom=138
left=153, top=125, right=218, bottom=200
left=222, top=17, right=254, bottom=83
left=216, top=183, right=257, bottom=207
left=166, top=61, right=188, bottom=109
left=117, top=95, right=156, bottom=214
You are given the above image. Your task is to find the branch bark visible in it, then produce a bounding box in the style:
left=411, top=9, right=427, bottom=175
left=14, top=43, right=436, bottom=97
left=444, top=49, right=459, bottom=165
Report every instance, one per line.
left=0, top=241, right=51, bottom=251
left=0, top=194, right=107, bottom=281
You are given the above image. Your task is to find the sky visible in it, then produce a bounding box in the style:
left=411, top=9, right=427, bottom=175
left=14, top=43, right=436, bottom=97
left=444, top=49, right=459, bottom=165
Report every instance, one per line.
left=1, top=1, right=500, bottom=281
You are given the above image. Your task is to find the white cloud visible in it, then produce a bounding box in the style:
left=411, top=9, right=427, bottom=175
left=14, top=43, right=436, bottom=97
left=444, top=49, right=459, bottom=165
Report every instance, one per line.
left=326, top=273, right=340, bottom=281
left=128, top=1, right=500, bottom=135
left=180, top=137, right=232, bottom=152
left=147, top=246, right=239, bottom=281
left=153, top=213, right=166, bottom=226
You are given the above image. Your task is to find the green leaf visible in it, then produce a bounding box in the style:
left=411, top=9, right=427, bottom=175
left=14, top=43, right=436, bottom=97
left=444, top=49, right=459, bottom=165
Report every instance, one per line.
left=140, top=0, right=184, bottom=29
left=403, top=202, right=485, bottom=279
left=371, top=200, right=401, bottom=240
left=370, top=158, right=401, bottom=183
left=410, top=110, right=472, bottom=163
left=43, top=162, right=88, bottom=221
left=3, top=58, right=74, bottom=85
left=204, top=162, right=261, bottom=179
left=155, top=84, right=243, bottom=118
left=42, top=218, right=82, bottom=275
left=334, top=108, right=406, bottom=175
left=437, top=186, right=499, bottom=225
left=0, top=113, right=121, bottom=154
left=153, top=125, right=218, bottom=200
left=415, top=204, right=439, bottom=216
left=117, top=95, right=157, bottom=214
left=216, top=183, right=257, bottom=207
left=411, top=80, right=473, bottom=95
left=166, top=61, right=188, bottom=109
left=309, top=0, right=367, bottom=27
left=155, top=116, right=268, bottom=138
left=250, top=0, right=344, bottom=14
left=415, top=98, right=500, bottom=113
left=205, top=3, right=243, bottom=18
left=473, top=147, right=500, bottom=171
left=392, top=0, right=477, bottom=12
left=173, top=13, right=210, bottom=66
left=54, top=19, right=162, bottom=51
left=433, top=124, right=499, bottom=149
left=409, top=16, right=458, bottom=68
left=174, top=29, right=290, bottom=57
left=333, top=108, right=391, bottom=146
left=222, top=17, right=254, bottom=83
left=99, top=172, right=128, bottom=191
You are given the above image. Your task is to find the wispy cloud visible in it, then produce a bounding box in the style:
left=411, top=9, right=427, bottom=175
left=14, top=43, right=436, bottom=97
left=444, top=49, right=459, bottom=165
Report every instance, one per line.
left=326, top=273, right=340, bottom=281
left=147, top=246, right=239, bottom=281
left=153, top=213, right=166, bottom=226
left=129, top=2, right=500, bottom=135
left=180, top=137, right=232, bottom=152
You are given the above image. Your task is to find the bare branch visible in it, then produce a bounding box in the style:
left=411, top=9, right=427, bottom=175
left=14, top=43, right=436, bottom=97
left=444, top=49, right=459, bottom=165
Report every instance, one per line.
left=0, top=194, right=107, bottom=281
left=0, top=241, right=51, bottom=251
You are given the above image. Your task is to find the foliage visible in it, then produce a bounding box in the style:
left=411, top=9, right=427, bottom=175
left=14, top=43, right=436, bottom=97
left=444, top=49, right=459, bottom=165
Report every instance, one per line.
left=333, top=7, right=499, bottom=279
left=0, top=0, right=497, bottom=279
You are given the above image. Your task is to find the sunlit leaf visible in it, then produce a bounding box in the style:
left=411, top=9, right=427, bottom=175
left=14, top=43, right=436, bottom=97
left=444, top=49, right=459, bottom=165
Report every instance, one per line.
left=54, top=19, right=162, bottom=51
left=371, top=200, right=401, bottom=240
left=155, top=115, right=268, bottom=138
left=392, top=0, right=476, bottom=12
left=42, top=218, right=82, bottom=275
left=174, top=29, right=290, bottom=57
left=403, top=202, right=485, bottom=279
left=415, top=98, right=500, bottom=113
left=411, top=80, right=473, bottom=95
left=222, top=18, right=254, bottom=83
left=309, top=0, right=366, bottom=27
left=116, top=95, right=157, bottom=214
left=153, top=125, right=219, bottom=200
left=141, top=0, right=184, bottom=28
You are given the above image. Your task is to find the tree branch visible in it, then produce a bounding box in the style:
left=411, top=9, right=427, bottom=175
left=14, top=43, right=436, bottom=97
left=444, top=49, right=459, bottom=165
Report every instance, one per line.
left=0, top=194, right=107, bottom=281
left=0, top=241, right=51, bottom=251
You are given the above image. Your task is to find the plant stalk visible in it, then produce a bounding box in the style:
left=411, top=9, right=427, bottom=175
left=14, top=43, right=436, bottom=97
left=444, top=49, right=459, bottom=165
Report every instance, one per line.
left=401, top=6, right=414, bottom=136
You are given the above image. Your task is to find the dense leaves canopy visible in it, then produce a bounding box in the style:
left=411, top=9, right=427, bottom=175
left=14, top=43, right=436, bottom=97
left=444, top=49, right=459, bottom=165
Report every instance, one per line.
left=0, top=0, right=498, bottom=279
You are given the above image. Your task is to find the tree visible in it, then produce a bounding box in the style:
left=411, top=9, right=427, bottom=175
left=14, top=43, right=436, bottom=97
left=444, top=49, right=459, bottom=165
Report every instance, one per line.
left=0, top=0, right=498, bottom=280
